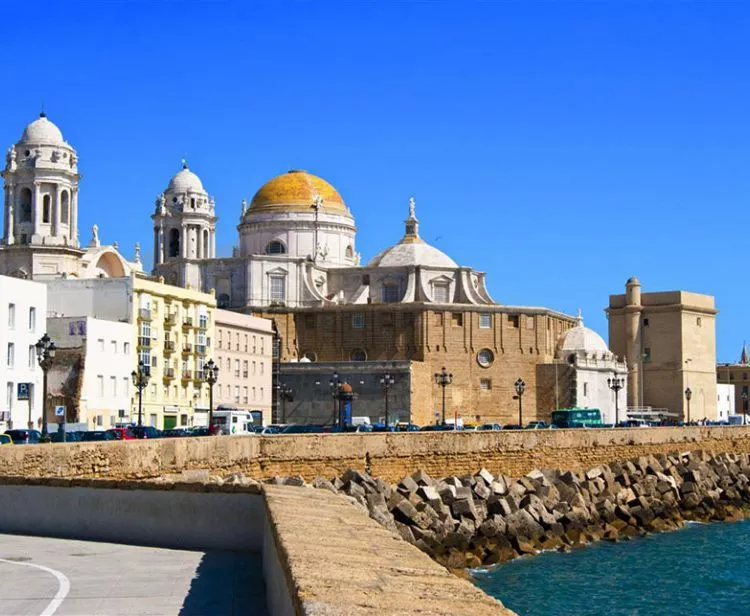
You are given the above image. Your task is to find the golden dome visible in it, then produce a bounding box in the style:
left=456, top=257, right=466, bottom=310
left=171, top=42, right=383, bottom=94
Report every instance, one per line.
left=248, top=170, right=351, bottom=216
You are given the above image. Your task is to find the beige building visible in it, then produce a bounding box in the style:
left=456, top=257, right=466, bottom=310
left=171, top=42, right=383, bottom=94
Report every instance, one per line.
left=213, top=309, right=273, bottom=424
left=716, top=345, right=750, bottom=419
left=607, top=277, right=717, bottom=421
left=47, top=274, right=217, bottom=429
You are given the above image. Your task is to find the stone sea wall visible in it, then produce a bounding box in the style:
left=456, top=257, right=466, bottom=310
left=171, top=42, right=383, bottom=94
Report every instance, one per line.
left=268, top=450, right=750, bottom=571
left=1, top=426, right=750, bottom=481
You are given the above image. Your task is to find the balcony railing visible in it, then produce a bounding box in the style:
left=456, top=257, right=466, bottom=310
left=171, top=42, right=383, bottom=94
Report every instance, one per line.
left=163, top=368, right=175, bottom=379
left=164, top=340, right=175, bottom=353
left=242, top=372, right=248, bottom=378
left=181, top=370, right=192, bottom=381
left=137, top=337, right=151, bottom=349
left=196, top=345, right=207, bottom=355
left=198, top=320, right=208, bottom=330
left=182, top=344, right=192, bottom=354
left=139, top=309, right=152, bottom=320
left=164, top=314, right=176, bottom=327
left=182, top=318, right=193, bottom=328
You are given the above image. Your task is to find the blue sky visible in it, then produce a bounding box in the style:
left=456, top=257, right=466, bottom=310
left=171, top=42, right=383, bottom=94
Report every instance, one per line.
left=2, top=2, right=748, bottom=361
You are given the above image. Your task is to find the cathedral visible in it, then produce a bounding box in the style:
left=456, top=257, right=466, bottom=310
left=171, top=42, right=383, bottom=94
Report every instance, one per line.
left=2, top=112, right=633, bottom=426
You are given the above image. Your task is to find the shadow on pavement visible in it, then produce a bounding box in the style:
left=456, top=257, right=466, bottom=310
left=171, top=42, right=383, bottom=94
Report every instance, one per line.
left=179, top=551, right=267, bottom=616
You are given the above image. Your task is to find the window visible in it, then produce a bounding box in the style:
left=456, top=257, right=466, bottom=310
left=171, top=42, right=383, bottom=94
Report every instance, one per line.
left=235, top=332, right=240, bottom=350
left=97, top=375, right=104, bottom=396
left=346, top=245, right=354, bottom=258
left=61, top=191, right=69, bottom=224
left=301, top=351, right=317, bottom=362
left=252, top=336, right=256, bottom=353
left=252, top=361, right=256, bottom=375
left=265, top=241, right=286, bottom=255
left=252, top=387, right=256, bottom=401
left=111, top=376, right=117, bottom=396
left=7, top=304, right=14, bottom=329
left=644, top=348, right=652, bottom=363
left=583, top=382, right=588, bottom=398
left=479, top=314, right=492, bottom=329
left=42, top=195, right=51, bottom=223
left=235, top=359, right=240, bottom=377
left=382, top=284, right=400, bottom=303
left=6, top=382, right=13, bottom=413
left=435, top=313, right=444, bottom=326
left=6, top=343, right=14, bottom=368
left=124, top=342, right=130, bottom=354
left=260, top=362, right=264, bottom=375
left=432, top=284, right=449, bottom=303
left=111, top=340, right=117, bottom=354
left=451, top=313, right=463, bottom=327
left=477, top=349, right=494, bottom=368
left=28, top=345, right=34, bottom=368
left=697, top=317, right=702, bottom=327
left=351, top=349, right=367, bottom=361
left=218, top=329, right=223, bottom=349
left=29, top=307, right=36, bottom=331
left=480, top=379, right=492, bottom=390
left=243, top=386, right=248, bottom=404
left=19, top=188, right=32, bottom=222
left=270, top=275, right=286, bottom=302
left=508, top=315, right=519, bottom=328
left=643, top=318, right=649, bottom=326
left=243, top=360, right=248, bottom=377
left=352, top=313, right=365, bottom=329
left=244, top=334, right=248, bottom=352
left=97, top=338, right=105, bottom=352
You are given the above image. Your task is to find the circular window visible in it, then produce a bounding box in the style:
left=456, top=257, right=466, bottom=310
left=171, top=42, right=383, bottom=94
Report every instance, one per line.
left=172, top=196, right=177, bottom=203
left=350, top=349, right=367, bottom=362
left=477, top=348, right=494, bottom=368
left=24, top=150, right=30, bottom=156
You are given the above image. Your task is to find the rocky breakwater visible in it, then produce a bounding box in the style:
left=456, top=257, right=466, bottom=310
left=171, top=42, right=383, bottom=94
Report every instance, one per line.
left=298, top=450, right=750, bottom=571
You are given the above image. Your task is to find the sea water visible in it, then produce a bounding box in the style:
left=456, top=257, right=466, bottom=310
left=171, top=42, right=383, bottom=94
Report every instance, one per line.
left=472, top=519, right=750, bottom=616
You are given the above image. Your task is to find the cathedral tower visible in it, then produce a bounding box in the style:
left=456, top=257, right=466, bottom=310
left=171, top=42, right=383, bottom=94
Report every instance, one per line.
left=2, top=113, right=80, bottom=248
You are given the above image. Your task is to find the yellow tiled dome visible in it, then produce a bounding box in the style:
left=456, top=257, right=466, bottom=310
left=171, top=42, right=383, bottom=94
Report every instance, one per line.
left=248, top=170, right=351, bottom=216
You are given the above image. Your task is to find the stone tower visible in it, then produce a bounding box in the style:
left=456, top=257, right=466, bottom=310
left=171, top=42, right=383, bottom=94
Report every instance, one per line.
left=2, top=113, right=80, bottom=248
left=624, top=276, right=643, bottom=407
left=151, top=162, right=217, bottom=270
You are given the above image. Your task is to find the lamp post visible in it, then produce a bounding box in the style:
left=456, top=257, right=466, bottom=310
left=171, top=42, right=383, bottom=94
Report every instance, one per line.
left=203, top=359, right=219, bottom=430
left=684, top=387, right=692, bottom=424
left=433, top=367, right=453, bottom=425
left=35, top=334, right=56, bottom=439
left=380, top=372, right=395, bottom=427
left=131, top=360, right=150, bottom=427
left=607, top=375, right=625, bottom=427
left=513, top=377, right=526, bottom=428
left=278, top=383, right=294, bottom=423
left=329, top=371, right=342, bottom=428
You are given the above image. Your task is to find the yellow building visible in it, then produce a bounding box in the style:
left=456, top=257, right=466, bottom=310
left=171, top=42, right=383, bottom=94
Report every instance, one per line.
left=133, top=277, right=216, bottom=429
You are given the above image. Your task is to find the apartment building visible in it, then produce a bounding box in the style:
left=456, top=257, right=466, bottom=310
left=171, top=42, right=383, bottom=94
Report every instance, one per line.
left=213, top=309, right=273, bottom=425
left=0, top=275, right=47, bottom=431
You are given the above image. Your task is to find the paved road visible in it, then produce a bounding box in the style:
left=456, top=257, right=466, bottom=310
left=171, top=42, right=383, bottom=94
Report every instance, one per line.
left=0, top=534, right=267, bottom=615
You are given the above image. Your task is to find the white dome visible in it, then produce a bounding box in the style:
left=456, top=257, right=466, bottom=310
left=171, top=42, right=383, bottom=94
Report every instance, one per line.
left=167, top=165, right=205, bottom=194
left=557, top=316, right=609, bottom=355
left=20, top=114, right=65, bottom=145
left=368, top=241, right=458, bottom=268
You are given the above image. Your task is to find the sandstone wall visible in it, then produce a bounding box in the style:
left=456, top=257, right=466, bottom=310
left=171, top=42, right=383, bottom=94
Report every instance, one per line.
left=1, top=427, right=750, bottom=482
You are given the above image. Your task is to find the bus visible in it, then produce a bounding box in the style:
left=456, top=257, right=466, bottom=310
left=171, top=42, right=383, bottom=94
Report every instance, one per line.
left=550, top=408, right=603, bottom=429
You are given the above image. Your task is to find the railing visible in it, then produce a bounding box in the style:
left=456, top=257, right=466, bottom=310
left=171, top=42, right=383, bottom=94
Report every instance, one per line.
left=198, top=320, right=208, bottom=330
left=196, top=345, right=207, bottom=355
left=164, top=340, right=175, bottom=352
left=163, top=368, right=175, bottom=378
left=137, top=337, right=151, bottom=348
left=139, top=309, right=151, bottom=320
left=182, top=318, right=193, bottom=328
left=242, top=372, right=248, bottom=378
left=181, top=370, right=192, bottom=380
left=164, top=315, right=176, bottom=327
left=182, top=344, right=192, bottom=354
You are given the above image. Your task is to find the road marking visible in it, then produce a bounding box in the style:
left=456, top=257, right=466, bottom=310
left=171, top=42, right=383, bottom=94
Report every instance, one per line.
left=0, top=557, right=71, bottom=616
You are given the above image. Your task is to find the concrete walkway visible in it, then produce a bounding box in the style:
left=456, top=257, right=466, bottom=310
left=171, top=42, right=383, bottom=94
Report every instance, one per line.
left=264, top=485, right=513, bottom=615
left=0, top=534, right=267, bottom=615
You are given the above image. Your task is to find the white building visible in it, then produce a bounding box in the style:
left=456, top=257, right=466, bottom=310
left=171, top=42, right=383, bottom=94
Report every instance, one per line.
left=0, top=274, right=47, bottom=431
left=555, top=313, right=628, bottom=425
left=46, top=317, right=132, bottom=429
left=1, top=113, right=142, bottom=280
left=717, top=383, right=735, bottom=422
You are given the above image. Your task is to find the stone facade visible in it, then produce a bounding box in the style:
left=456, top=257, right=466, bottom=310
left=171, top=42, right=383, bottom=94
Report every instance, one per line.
left=608, top=277, right=718, bottom=421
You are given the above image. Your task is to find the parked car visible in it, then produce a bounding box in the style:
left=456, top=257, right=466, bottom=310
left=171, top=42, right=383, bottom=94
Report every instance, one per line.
left=420, top=424, right=462, bottom=432
left=394, top=423, right=421, bottom=432
left=502, top=424, right=522, bottom=430
left=525, top=421, right=549, bottom=430
left=163, top=428, right=191, bottom=438
left=107, top=427, right=136, bottom=440
left=131, top=426, right=162, bottom=439
left=50, top=431, right=82, bottom=443
left=80, top=431, right=115, bottom=442
left=4, top=429, right=41, bottom=444
left=477, top=423, right=502, bottom=431
left=281, top=424, right=326, bottom=434
left=189, top=427, right=211, bottom=437
left=0, top=434, right=12, bottom=445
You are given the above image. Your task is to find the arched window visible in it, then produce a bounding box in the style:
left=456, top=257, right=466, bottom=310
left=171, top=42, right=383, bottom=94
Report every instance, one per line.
left=350, top=349, right=367, bottom=362
left=202, top=229, right=209, bottom=258
left=217, top=293, right=230, bottom=308
left=19, top=188, right=32, bottom=222
left=345, top=245, right=354, bottom=258
left=60, top=191, right=69, bottom=224
left=265, top=240, right=286, bottom=255
left=190, top=198, right=196, bottom=208
left=42, top=195, right=51, bottom=223
left=168, top=228, right=180, bottom=258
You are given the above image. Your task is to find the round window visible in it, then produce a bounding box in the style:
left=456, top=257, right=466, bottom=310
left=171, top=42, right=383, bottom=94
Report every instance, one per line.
left=351, top=349, right=367, bottom=361
left=477, top=348, right=494, bottom=368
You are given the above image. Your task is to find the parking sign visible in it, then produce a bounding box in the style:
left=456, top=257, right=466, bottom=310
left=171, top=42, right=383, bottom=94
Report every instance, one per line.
left=54, top=406, right=65, bottom=417
left=17, top=383, right=30, bottom=401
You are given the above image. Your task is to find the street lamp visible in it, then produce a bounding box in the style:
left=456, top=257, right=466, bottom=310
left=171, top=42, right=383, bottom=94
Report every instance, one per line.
left=513, top=377, right=526, bottom=427
left=433, top=367, right=453, bottom=425
left=607, top=375, right=625, bottom=427
left=278, top=383, right=294, bottom=423
left=684, top=387, right=692, bottom=424
left=203, top=359, right=219, bottom=430
left=35, top=334, right=56, bottom=438
left=329, top=371, right=342, bottom=428
left=131, top=360, right=150, bottom=427
left=380, top=372, right=395, bottom=427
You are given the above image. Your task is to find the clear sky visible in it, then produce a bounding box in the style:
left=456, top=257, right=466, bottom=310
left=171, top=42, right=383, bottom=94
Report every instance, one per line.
left=2, top=2, right=748, bottom=361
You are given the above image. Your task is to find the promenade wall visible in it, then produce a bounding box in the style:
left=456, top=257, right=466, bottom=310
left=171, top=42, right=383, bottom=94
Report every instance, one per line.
left=1, top=427, right=750, bottom=482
